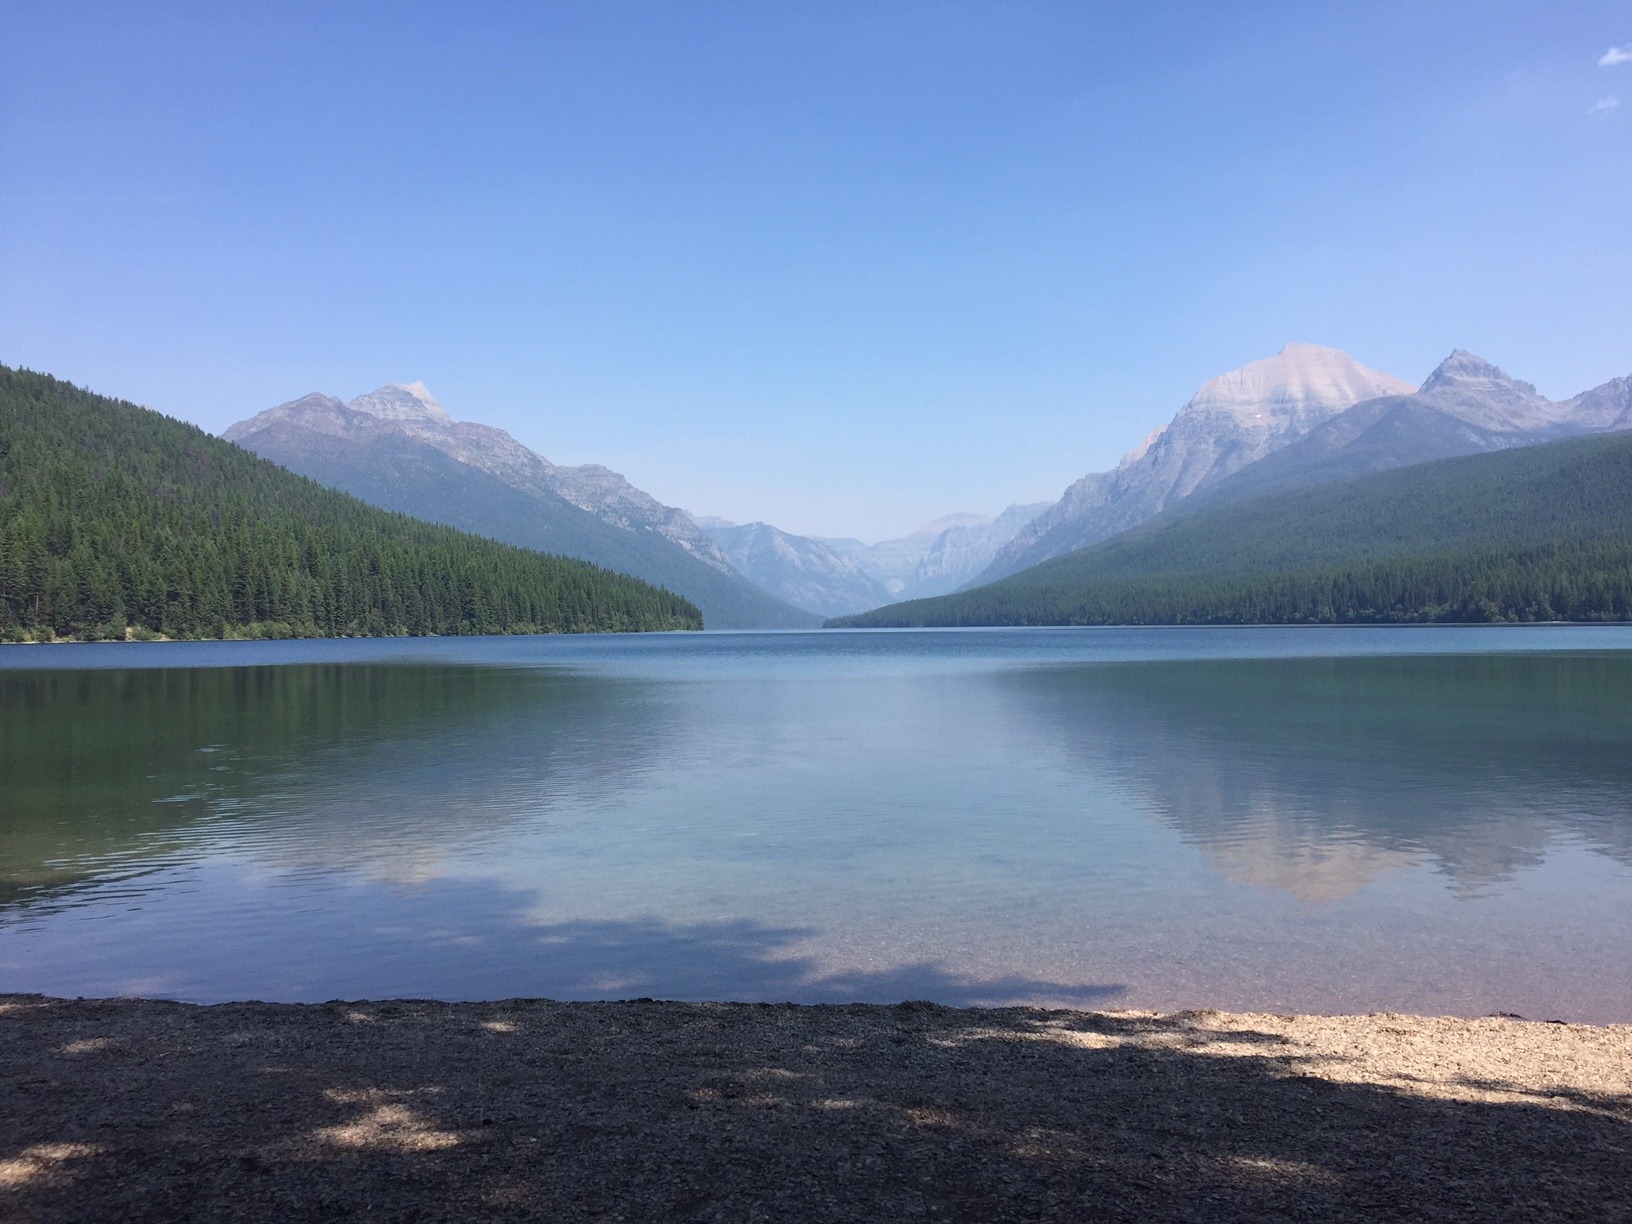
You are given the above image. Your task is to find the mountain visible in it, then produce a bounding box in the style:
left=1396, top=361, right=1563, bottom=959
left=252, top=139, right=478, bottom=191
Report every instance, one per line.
left=1177, top=352, right=1632, bottom=509
left=224, top=385, right=818, bottom=629
left=903, top=502, right=1051, bottom=599
left=0, top=366, right=701, bottom=641
left=829, top=430, right=1632, bottom=628
left=1565, top=375, right=1632, bottom=430
left=980, top=343, right=1418, bottom=581
left=817, top=514, right=987, bottom=595
left=696, top=520, right=891, bottom=618
left=697, top=503, right=1049, bottom=614
left=820, top=508, right=1048, bottom=596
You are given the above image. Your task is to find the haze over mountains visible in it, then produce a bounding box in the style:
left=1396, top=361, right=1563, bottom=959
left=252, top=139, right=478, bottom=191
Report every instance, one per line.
left=227, top=382, right=1050, bottom=622
left=979, top=344, right=1632, bottom=585
left=225, top=385, right=820, bottom=628
left=836, top=429, right=1632, bottom=628
left=981, top=343, right=1416, bottom=581
left=691, top=519, right=889, bottom=619
left=697, top=504, right=1049, bottom=616
left=220, top=340, right=1632, bottom=630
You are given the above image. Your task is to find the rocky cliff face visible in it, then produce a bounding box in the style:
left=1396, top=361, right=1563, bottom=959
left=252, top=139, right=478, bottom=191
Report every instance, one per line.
left=983, top=343, right=1416, bottom=580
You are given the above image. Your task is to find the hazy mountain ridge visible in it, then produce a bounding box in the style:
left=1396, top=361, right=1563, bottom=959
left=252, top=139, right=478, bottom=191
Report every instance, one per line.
left=980, top=345, right=1632, bottom=586
left=905, top=502, right=1051, bottom=599
left=826, top=509, right=1046, bottom=593
left=227, top=383, right=736, bottom=574
left=1184, top=352, right=1632, bottom=512
left=697, top=521, right=892, bottom=618
left=704, top=504, right=1050, bottom=614
left=980, top=343, right=1417, bottom=582
left=225, top=385, right=819, bottom=629
left=832, top=430, right=1632, bottom=629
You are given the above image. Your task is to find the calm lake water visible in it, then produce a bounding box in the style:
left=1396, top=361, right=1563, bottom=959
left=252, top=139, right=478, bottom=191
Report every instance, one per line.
left=3, top=627, right=1631, bottom=1021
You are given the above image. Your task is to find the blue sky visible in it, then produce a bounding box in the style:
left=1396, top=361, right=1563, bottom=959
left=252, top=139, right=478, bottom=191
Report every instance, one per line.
left=3, top=3, right=1629, bottom=539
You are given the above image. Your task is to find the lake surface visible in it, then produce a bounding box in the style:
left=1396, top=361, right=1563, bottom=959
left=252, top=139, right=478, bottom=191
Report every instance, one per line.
left=3, top=626, right=1631, bottom=1021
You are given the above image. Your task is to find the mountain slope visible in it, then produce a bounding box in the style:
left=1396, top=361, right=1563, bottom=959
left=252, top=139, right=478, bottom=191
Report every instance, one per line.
left=226, top=386, right=818, bottom=629
left=1189, top=352, right=1632, bottom=509
left=0, top=366, right=701, bottom=640
left=697, top=520, right=891, bottom=617
left=980, top=343, right=1417, bottom=581
left=830, top=431, right=1632, bottom=628
left=699, top=502, right=1049, bottom=613
left=905, top=502, right=1050, bottom=599
left=818, top=514, right=991, bottom=595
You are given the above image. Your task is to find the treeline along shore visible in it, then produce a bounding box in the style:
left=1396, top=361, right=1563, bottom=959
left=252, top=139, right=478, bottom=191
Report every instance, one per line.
left=0, top=367, right=702, bottom=641
left=831, top=432, right=1632, bottom=628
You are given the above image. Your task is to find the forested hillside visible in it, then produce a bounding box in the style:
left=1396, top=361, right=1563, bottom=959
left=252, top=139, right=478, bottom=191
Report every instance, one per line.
left=228, top=388, right=821, bottom=629
left=0, top=367, right=701, bottom=640
left=831, top=432, right=1632, bottom=628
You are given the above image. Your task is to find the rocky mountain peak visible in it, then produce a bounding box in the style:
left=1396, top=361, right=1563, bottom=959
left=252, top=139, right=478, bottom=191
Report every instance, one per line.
left=1183, top=343, right=1416, bottom=421
left=1418, top=351, right=1540, bottom=400
left=1415, top=351, right=1559, bottom=431
left=220, top=393, right=348, bottom=442
left=979, top=345, right=1416, bottom=583
left=348, top=382, right=453, bottom=425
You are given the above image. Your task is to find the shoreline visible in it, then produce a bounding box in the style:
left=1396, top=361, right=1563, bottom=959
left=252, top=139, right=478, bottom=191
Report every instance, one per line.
left=4, top=995, right=1627, bottom=1221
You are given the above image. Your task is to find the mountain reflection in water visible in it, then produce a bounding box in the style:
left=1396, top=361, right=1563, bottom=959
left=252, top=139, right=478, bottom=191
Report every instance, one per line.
left=2, top=629, right=1630, bottom=1019
left=0, top=664, right=679, bottom=914
left=997, top=654, right=1632, bottom=900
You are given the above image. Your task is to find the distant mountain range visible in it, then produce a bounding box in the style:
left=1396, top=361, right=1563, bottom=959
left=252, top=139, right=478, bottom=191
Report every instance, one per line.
left=224, top=385, right=819, bottom=629
left=832, top=429, right=1632, bottom=628
left=692, top=519, right=891, bottom=619
left=697, top=504, right=1049, bottom=616
left=221, top=341, right=1632, bottom=632
left=902, top=503, right=1052, bottom=598
left=226, top=381, right=1052, bottom=623
left=838, top=344, right=1632, bottom=627
left=978, top=343, right=1632, bottom=584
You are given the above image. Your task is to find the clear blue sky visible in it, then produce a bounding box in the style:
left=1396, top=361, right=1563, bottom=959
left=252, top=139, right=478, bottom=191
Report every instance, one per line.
left=3, top=3, right=1629, bottom=539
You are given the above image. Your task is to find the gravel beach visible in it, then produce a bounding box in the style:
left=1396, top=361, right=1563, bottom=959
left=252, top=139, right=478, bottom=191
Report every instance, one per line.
left=2, top=994, right=1628, bottom=1222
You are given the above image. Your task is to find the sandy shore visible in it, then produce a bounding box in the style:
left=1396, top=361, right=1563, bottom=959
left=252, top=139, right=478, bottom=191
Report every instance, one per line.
left=2, top=995, right=1628, bottom=1222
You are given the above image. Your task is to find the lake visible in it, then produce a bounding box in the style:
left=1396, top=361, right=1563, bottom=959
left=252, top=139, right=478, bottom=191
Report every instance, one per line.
left=3, top=626, right=1630, bottom=1021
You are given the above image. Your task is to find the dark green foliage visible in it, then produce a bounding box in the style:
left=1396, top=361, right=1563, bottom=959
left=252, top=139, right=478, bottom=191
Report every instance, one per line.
left=246, top=426, right=821, bottom=629
left=0, top=367, right=701, bottom=640
left=832, top=432, right=1632, bottom=627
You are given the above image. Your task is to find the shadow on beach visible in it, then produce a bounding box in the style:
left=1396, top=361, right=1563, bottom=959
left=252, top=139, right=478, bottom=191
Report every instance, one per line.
left=3, top=992, right=1628, bottom=1222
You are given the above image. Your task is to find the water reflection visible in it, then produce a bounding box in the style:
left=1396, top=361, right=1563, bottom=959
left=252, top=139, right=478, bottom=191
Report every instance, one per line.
left=0, top=664, right=682, bottom=914
left=1002, top=654, right=1632, bottom=899
left=4, top=635, right=1632, bottom=1018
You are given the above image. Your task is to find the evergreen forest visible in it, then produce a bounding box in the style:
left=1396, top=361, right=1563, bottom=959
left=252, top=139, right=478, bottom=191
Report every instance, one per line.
left=831, top=431, right=1632, bottom=628
left=0, top=366, right=702, bottom=640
